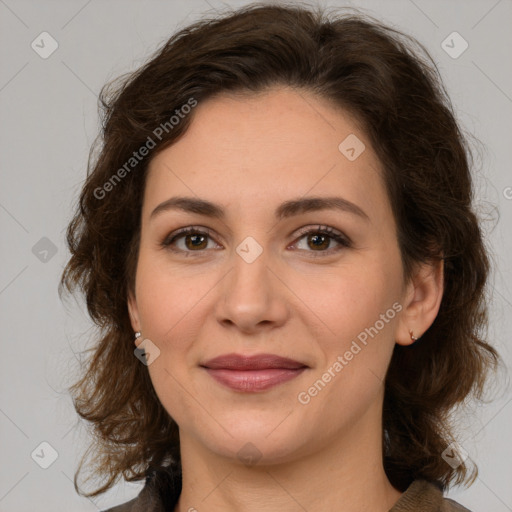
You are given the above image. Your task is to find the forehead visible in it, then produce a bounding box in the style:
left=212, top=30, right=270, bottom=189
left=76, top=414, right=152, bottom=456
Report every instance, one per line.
left=155, top=86, right=370, bottom=168
left=143, top=86, right=389, bottom=224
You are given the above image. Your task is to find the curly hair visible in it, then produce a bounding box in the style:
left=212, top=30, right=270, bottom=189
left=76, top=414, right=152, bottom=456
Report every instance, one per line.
left=59, top=1, right=502, bottom=498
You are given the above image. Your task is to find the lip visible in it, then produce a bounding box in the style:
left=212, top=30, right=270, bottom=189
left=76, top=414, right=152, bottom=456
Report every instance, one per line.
left=201, top=353, right=307, bottom=370
left=200, top=353, right=308, bottom=392
left=203, top=367, right=307, bottom=392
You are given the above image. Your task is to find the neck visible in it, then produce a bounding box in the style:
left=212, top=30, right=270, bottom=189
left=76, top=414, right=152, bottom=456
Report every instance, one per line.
left=173, top=394, right=403, bottom=512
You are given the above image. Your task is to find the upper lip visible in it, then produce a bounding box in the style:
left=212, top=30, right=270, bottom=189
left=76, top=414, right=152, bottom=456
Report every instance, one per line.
left=201, top=353, right=308, bottom=370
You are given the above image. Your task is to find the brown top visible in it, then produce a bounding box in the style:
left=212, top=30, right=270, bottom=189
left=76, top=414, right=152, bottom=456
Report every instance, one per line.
left=102, top=467, right=472, bottom=512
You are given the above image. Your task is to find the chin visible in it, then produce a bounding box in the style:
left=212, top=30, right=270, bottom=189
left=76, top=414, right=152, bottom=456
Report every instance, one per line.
left=197, top=417, right=312, bottom=465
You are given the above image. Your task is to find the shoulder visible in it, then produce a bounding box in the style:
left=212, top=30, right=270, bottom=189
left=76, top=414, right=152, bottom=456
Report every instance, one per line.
left=101, top=465, right=182, bottom=512
left=100, top=490, right=161, bottom=512
left=441, top=497, right=472, bottom=512
left=101, top=496, right=138, bottom=512
left=390, top=479, right=473, bottom=512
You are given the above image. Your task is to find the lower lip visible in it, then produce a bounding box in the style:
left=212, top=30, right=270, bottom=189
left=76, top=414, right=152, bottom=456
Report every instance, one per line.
left=203, top=367, right=307, bottom=392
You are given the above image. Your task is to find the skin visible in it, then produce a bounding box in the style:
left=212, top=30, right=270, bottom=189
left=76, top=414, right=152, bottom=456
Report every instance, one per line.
left=128, top=86, right=444, bottom=512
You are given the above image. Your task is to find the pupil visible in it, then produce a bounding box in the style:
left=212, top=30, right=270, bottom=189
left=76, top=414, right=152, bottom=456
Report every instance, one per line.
left=188, top=234, right=206, bottom=249
left=310, top=234, right=327, bottom=249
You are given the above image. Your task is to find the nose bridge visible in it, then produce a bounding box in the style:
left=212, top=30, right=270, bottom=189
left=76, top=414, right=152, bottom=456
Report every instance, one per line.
left=216, top=235, right=288, bottom=331
left=228, top=239, right=272, bottom=307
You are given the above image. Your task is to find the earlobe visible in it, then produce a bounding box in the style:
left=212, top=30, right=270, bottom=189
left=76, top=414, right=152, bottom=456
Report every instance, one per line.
left=396, top=258, right=444, bottom=346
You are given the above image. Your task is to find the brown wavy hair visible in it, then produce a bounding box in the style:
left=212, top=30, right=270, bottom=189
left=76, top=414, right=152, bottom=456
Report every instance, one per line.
left=60, top=1, right=503, bottom=499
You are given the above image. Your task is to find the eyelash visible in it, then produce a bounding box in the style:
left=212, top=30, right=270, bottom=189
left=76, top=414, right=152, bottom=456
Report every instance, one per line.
left=161, top=225, right=352, bottom=258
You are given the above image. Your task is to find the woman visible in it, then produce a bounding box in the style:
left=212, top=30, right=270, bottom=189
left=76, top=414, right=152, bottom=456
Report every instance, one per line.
left=60, top=3, right=501, bottom=511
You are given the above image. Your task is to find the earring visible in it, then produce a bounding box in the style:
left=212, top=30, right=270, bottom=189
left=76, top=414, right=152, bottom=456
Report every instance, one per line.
left=134, top=331, right=141, bottom=344
left=409, top=330, right=419, bottom=343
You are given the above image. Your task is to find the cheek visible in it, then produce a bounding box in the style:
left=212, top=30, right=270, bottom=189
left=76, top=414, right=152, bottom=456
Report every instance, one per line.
left=291, top=258, right=400, bottom=350
left=133, top=252, right=203, bottom=419
left=134, top=247, right=225, bottom=360
left=134, top=251, right=188, bottom=343
left=297, top=263, right=400, bottom=418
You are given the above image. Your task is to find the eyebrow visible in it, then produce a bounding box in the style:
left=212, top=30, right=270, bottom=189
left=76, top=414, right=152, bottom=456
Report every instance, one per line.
left=150, top=195, right=370, bottom=222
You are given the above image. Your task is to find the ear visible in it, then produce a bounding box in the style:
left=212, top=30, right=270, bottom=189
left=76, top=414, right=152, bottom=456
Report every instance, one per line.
left=395, top=258, right=444, bottom=346
left=127, top=290, right=142, bottom=346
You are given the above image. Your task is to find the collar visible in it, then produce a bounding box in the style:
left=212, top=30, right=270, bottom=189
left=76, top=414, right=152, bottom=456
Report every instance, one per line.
left=104, top=467, right=469, bottom=512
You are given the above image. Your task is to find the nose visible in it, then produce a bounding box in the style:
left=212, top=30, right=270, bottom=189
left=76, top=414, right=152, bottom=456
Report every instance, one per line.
left=215, top=248, right=290, bottom=335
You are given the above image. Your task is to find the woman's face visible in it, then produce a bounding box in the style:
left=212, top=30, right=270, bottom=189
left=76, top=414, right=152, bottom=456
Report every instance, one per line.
left=128, top=86, right=420, bottom=464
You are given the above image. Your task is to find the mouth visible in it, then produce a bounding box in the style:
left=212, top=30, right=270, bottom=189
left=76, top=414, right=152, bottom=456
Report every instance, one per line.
left=200, top=353, right=308, bottom=392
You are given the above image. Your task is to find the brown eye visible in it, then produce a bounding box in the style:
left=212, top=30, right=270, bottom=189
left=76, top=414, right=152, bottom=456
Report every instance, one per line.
left=183, top=233, right=208, bottom=250
left=161, top=225, right=351, bottom=258
left=291, top=226, right=351, bottom=257
left=306, top=233, right=331, bottom=251
left=162, top=227, right=220, bottom=255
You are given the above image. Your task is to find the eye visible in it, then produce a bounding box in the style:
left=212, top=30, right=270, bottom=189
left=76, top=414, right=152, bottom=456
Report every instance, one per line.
left=161, top=226, right=221, bottom=256
left=289, top=225, right=352, bottom=257
left=161, top=225, right=351, bottom=257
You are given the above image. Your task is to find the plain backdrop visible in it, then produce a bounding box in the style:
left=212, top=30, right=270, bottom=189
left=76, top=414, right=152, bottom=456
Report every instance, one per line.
left=1, top=1, right=511, bottom=511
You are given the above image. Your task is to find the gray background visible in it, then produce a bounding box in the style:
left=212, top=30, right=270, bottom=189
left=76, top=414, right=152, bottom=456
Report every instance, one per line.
left=1, top=0, right=511, bottom=510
